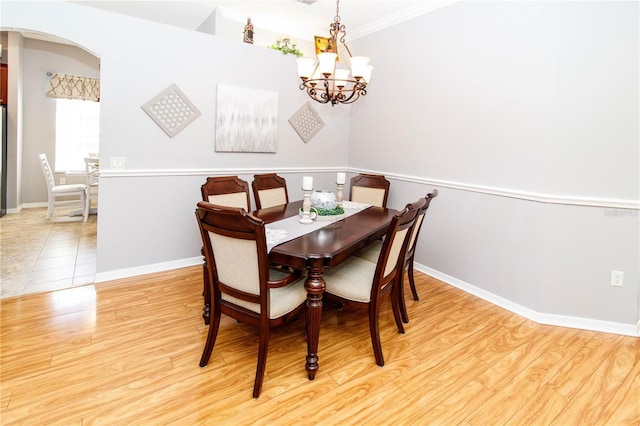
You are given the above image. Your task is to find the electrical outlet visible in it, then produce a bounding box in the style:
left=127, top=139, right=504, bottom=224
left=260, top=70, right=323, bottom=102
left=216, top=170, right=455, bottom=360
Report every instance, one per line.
left=611, top=270, right=624, bottom=287
left=59, top=177, right=65, bottom=185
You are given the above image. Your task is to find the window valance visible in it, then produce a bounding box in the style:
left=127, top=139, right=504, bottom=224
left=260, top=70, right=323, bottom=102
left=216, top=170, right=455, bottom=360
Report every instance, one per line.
left=46, top=73, right=100, bottom=102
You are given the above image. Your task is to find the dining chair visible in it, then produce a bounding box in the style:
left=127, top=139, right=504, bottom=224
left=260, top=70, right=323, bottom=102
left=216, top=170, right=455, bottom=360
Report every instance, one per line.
left=199, top=176, right=252, bottom=325
left=38, top=153, right=88, bottom=222
left=322, top=197, right=424, bottom=366
left=196, top=201, right=307, bottom=398
left=355, top=191, right=438, bottom=323
left=251, top=173, right=289, bottom=209
left=201, top=176, right=251, bottom=211
left=349, top=173, right=390, bottom=207
left=83, top=156, right=99, bottom=219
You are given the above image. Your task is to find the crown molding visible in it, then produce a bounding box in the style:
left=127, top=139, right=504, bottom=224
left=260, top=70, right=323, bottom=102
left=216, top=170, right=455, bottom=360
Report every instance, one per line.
left=349, top=0, right=458, bottom=40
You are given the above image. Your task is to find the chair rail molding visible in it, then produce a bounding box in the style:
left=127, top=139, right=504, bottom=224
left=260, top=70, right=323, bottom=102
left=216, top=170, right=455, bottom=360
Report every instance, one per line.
left=99, top=167, right=640, bottom=210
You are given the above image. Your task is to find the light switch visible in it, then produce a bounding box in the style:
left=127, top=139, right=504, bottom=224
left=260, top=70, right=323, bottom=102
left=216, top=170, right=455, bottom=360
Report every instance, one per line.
left=110, top=157, right=125, bottom=169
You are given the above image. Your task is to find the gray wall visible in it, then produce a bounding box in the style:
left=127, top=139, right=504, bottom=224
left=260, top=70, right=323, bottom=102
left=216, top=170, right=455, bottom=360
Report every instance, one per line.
left=2, top=1, right=638, bottom=334
left=349, top=1, right=639, bottom=331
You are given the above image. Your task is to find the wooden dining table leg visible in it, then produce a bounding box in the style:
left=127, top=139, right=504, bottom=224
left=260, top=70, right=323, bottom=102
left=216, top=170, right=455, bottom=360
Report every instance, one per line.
left=304, top=260, right=325, bottom=380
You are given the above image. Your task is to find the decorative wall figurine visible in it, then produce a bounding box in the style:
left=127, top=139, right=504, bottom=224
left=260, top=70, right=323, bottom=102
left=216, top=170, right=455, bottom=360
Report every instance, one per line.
left=243, top=18, right=254, bottom=44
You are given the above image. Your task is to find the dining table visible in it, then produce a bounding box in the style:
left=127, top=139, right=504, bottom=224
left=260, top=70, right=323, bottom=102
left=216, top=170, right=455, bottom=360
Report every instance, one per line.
left=252, top=199, right=398, bottom=380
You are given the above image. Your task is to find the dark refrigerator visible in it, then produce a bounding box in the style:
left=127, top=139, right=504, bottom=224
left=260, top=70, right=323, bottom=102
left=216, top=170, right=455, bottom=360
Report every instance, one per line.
left=1, top=105, right=6, bottom=217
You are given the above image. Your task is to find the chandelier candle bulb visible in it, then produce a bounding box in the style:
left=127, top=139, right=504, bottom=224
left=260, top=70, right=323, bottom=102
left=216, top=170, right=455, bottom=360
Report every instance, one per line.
left=350, top=57, right=370, bottom=79
left=297, top=58, right=315, bottom=79
left=362, top=65, right=373, bottom=83
left=302, top=176, right=314, bottom=191
left=337, top=172, right=346, bottom=184
left=318, top=53, right=338, bottom=76
left=334, top=69, right=350, bottom=88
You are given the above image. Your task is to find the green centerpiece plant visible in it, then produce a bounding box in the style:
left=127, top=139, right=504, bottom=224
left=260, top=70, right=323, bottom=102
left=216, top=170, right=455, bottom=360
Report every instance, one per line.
left=315, top=206, right=345, bottom=216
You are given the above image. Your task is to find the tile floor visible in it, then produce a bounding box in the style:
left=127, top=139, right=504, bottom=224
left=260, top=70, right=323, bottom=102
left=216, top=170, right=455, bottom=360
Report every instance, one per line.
left=0, top=207, right=97, bottom=299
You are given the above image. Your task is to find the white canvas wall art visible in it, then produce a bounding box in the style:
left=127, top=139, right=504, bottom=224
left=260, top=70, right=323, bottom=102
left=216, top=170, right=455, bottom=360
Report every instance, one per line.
left=215, top=84, right=279, bottom=153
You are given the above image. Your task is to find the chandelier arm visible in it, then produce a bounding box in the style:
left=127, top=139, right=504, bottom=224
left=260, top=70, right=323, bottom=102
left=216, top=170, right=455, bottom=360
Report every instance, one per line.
left=299, top=82, right=327, bottom=104
left=337, top=89, right=357, bottom=104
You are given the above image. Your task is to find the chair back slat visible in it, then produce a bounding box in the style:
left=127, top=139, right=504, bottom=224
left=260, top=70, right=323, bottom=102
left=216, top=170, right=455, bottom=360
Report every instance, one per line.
left=38, top=153, right=56, bottom=191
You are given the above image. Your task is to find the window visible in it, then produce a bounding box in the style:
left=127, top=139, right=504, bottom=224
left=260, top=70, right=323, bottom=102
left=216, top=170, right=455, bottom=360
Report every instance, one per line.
left=55, top=98, right=100, bottom=172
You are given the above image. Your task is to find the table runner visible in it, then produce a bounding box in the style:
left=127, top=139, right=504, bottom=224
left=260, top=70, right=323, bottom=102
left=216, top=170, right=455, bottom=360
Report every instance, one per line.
left=265, top=201, right=371, bottom=253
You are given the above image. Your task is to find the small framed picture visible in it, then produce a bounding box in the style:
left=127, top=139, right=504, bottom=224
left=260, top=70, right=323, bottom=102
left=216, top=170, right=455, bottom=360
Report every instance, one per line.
left=314, top=36, right=334, bottom=55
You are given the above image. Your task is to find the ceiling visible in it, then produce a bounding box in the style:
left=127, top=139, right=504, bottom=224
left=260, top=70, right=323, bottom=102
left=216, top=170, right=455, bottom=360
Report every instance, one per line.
left=68, top=0, right=455, bottom=41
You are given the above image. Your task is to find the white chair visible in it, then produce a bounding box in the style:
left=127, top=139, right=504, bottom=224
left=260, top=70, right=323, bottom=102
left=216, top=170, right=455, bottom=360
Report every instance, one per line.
left=38, top=153, right=88, bottom=222
left=84, top=156, right=99, bottom=219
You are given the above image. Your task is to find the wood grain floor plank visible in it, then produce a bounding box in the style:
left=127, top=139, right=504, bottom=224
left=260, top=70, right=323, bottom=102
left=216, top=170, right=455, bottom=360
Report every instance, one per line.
left=0, top=266, right=636, bottom=425
left=375, top=354, right=492, bottom=424
left=596, top=346, right=640, bottom=425
left=314, top=381, right=408, bottom=426
left=551, top=334, right=638, bottom=425
left=464, top=341, right=578, bottom=424
left=416, top=380, right=495, bottom=425
left=547, top=333, right=624, bottom=399
left=271, top=351, right=419, bottom=425
left=504, top=384, right=570, bottom=426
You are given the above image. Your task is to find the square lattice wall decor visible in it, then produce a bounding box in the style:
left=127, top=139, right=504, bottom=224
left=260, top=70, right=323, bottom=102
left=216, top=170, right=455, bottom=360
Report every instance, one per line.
left=289, top=102, right=324, bottom=143
left=142, top=84, right=201, bottom=138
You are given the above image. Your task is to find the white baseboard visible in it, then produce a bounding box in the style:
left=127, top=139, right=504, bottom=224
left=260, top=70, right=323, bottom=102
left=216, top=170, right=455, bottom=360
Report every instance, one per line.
left=5, top=202, right=47, bottom=214
left=94, top=256, right=639, bottom=337
left=95, top=256, right=202, bottom=284
left=414, top=263, right=640, bottom=337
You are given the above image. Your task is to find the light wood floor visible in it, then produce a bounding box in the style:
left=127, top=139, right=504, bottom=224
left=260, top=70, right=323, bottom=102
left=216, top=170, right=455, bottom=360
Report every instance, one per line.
left=1, top=266, right=638, bottom=425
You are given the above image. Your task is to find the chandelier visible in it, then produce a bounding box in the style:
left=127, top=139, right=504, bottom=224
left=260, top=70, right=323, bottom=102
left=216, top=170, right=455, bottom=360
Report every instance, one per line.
left=296, top=0, right=373, bottom=106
